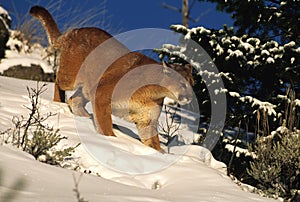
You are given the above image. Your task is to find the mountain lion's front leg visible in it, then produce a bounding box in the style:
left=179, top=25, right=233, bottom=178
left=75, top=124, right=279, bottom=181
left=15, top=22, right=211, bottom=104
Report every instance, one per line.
left=140, top=133, right=162, bottom=151
left=136, top=118, right=162, bottom=151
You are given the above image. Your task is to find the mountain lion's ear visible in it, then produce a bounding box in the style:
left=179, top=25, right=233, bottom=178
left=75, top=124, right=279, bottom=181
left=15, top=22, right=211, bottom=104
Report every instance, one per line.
left=162, top=60, right=168, bottom=67
left=162, top=60, right=171, bottom=74
left=184, top=63, right=193, bottom=74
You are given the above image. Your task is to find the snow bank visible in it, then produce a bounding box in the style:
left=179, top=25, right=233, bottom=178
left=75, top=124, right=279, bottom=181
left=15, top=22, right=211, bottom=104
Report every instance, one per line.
left=0, top=49, right=54, bottom=74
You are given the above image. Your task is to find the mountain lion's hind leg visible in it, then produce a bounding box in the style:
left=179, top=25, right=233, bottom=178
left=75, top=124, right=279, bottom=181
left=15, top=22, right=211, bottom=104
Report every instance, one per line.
left=92, top=88, right=116, bottom=137
left=54, top=81, right=66, bottom=102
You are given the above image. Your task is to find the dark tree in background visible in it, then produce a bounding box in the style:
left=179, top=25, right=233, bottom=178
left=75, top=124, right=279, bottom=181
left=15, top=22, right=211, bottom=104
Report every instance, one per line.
left=201, top=0, right=300, bottom=44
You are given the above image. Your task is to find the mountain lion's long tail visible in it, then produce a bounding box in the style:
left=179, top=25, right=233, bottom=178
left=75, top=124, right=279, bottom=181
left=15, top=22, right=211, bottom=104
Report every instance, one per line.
left=30, top=6, right=61, bottom=45
left=30, top=6, right=65, bottom=102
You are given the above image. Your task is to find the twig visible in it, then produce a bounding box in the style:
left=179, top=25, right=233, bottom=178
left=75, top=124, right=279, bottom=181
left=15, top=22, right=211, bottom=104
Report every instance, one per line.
left=159, top=104, right=181, bottom=145
left=72, top=173, right=88, bottom=202
left=227, top=120, right=242, bottom=176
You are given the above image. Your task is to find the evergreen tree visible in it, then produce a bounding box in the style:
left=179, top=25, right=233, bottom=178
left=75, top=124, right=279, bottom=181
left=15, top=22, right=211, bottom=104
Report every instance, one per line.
left=199, top=0, right=300, bottom=44
left=156, top=2, right=300, bottom=199
left=157, top=24, right=300, bottom=129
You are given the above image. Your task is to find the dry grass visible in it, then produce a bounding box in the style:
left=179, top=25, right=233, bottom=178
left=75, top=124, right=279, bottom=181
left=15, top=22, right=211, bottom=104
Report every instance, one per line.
left=9, top=0, right=117, bottom=46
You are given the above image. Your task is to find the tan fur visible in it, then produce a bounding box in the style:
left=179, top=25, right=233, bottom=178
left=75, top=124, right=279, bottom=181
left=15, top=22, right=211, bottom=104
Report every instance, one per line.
left=30, top=6, right=194, bottom=151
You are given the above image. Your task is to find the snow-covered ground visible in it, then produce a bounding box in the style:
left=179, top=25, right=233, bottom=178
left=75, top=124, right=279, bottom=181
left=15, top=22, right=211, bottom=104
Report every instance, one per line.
left=0, top=76, right=277, bottom=201
left=0, top=4, right=280, bottom=201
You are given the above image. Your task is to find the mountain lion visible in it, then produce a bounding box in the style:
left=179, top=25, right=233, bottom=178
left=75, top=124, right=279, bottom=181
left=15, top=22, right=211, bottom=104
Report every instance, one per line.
left=30, top=6, right=194, bottom=151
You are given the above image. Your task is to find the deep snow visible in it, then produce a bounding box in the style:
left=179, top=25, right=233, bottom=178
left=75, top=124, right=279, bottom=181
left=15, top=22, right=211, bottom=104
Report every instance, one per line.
left=0, top=76, right=277, bottom=201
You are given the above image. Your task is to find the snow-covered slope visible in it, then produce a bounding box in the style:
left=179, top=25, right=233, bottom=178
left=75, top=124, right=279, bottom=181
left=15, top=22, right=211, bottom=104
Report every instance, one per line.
left=0, top=76, right=276, bottom=201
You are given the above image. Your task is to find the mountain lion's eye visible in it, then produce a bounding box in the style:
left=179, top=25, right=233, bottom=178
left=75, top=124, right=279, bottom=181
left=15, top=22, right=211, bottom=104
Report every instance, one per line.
left=180, top=81, right=187, bottom=89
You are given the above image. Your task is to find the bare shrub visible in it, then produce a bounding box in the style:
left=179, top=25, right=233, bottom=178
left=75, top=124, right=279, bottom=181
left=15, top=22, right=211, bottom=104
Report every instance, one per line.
left=0, top=82, right=78, bottom=165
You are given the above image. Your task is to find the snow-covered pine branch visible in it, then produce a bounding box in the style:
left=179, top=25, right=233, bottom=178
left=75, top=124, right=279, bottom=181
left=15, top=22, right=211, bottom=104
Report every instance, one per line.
left=229, top=92, right=276, bottom=116
left=168, top=24, right=299, bottom=71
